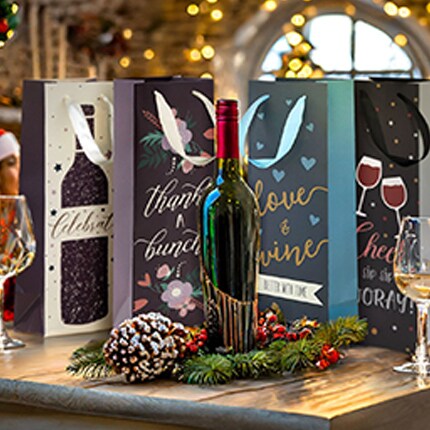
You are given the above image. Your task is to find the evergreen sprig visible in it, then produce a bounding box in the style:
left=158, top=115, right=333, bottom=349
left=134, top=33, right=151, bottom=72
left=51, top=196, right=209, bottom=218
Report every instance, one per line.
left=277, top=338, right=322, bottom=372
left=181, top=354, right=233, bottom=385
left=181, top=317, right=367, bottom=384
left=313, top=316, right=368, bottom=349
left=67, top=316, right=368, bottom=384
left=66, top=340, right=113, bottom=380
left=230, top=350, right=276, bottom=379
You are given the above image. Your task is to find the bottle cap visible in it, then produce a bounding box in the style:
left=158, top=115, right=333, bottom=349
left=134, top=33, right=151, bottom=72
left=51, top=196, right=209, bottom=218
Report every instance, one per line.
left=216, top=99, right=239, bottom=121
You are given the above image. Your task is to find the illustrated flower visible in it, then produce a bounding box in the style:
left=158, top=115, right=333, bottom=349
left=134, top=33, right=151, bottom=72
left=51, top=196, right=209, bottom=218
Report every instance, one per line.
left=137, top=273, right=151, bottom=287
left=203, top=128, right=214, bottom=140
left=175, top=297, right=196, bottom=318
left=133, top=298, right=148, bottom=313
left=181, top=150, right=211, bottom=175
left=156, top=264, right=171, bottom=279
left=181, top=160, right=193, bottom=174
left=161, top=113, right=193, bottom=153
left=161, top=279, right=193, bottom=309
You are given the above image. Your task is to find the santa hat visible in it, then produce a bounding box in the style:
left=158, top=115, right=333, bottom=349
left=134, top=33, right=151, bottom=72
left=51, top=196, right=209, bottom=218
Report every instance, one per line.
left=0, top=129, right=19, bottom=161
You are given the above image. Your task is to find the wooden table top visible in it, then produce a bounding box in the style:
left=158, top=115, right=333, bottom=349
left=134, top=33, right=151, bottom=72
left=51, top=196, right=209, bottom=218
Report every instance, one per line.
left=0, top=330, right=428, bottom=430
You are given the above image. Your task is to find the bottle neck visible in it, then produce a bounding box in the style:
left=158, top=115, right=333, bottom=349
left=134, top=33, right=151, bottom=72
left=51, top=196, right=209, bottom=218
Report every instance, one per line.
left=216, top=118, right=241, bottom=178
left=217, top=158, right=242, bottom=178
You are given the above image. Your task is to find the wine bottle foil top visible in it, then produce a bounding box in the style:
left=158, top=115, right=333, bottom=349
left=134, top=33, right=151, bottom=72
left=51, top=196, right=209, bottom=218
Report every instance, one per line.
left=216, top=99, right=239, bottom=121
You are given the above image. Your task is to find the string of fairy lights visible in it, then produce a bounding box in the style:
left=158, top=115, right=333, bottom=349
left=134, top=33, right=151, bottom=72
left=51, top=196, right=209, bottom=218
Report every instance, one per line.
left=184, top=0, right=225, bottom=78
left=102, top=0, right=430, bottom=77
left=174, top=0, right=323, bottom=78
left=0, top=0, right=19, bottom=48
left=380, top=0, right=430, bottom=47
left=117, top=0, right=289, bottom=76
left=0, top=0, right=422, bottom=77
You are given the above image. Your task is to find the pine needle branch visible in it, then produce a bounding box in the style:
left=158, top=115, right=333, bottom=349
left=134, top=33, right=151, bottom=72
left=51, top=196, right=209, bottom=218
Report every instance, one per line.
left=67, top=340, right=114, bottom=379
left=278, top=338, right=322, bottom=372
left=231, top=350, right=279, bottom=379
left=181, top=354, right=233, bottom=385
left=313, top=316, right=368, bottom=349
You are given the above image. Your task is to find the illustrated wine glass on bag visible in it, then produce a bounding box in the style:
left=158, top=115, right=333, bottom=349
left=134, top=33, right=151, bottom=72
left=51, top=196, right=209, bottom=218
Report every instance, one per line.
left=0, top=195, right=36, bottom=351
left=381, top=177, right=408, bottom=233
left=356, top=155, right=383, bottom=217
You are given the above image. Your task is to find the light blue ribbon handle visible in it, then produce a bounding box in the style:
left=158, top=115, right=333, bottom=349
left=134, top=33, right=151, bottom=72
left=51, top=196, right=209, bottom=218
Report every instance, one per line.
left=239, top=94, right=270, bottom=158
left=249, top=95, right=307, bottom=169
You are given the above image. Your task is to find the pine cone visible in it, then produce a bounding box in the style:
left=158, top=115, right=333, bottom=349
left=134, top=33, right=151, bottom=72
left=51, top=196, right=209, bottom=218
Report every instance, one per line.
left=103, top=312, right=188, bottom=383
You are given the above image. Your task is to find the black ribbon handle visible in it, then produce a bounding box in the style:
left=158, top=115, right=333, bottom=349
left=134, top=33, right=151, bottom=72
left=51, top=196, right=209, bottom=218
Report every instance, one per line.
left=359, top=89, right=430, bottom=167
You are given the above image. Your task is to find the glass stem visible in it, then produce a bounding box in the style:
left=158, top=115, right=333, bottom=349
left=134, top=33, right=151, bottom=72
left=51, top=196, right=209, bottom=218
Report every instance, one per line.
left=357, top=187, right=367, bottom=214
left=395, top=209, right=402, bottom=232
left=416, top=302, right=430, bottom=369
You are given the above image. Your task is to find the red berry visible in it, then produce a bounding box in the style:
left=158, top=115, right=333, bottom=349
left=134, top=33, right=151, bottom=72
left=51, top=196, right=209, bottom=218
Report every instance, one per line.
left=321, top=344, right=331, bottom=353
left=325, top=347, right=340, bottom=364
left=198, top=333, right=208, bottom=342
left=316, top=358, right=330, bottom=370
left=299, top=328, right=312, bottom=339
left=197, top=340, right=204, bottom=347
left=256, top=330, right=267, bottom=342
left=273, top=333, right=285, bottom=340
left=200, top=328, right=207, bottom=336
left=287, top=332, right=298, bottom=341
left=258, top=318, right=265, bottom=325
left=0, top=19, right=8, bottom=34
left=274, top=324, right=286, bottom=333
left=188, top=344, right=198, bottom=354
left=268, top=314, right=277, bottom=323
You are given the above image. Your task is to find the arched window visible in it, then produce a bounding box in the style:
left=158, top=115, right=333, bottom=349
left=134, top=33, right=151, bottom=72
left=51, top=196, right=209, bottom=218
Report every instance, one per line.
left=260, top=14, right=422, bottom=81
left=214, top=0, right=430, bottom=101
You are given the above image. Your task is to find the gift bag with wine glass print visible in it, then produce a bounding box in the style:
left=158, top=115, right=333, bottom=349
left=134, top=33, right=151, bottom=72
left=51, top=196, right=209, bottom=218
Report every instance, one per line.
left=15, top=79, right=114, bottom=337
left=355, top=79, right=430, bottom=351
left=113, top=77, right=214, bottom=327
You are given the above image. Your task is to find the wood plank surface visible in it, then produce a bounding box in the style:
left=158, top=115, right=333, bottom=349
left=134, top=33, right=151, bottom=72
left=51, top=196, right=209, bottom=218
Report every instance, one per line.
left=0, top=330, right=428, bottom=429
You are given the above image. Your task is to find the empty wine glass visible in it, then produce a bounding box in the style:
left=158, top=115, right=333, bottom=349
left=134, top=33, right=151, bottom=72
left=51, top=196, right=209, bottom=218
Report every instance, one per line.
left=356, top=155, right=382, bottom=217
left=393, top=216, right=430, bottom=376
left=381, top=177, right=408, bottom=233
left=0, top=195, right=36, bottom=351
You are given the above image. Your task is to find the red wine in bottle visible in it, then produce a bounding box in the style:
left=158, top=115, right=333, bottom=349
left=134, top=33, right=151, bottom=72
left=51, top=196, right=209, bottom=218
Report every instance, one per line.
left=199, top=99, right=260, bottom=353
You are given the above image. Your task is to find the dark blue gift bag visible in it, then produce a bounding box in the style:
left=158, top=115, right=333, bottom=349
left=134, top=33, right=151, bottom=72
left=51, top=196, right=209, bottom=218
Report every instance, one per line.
left=244, top=79, right=358, bottom=321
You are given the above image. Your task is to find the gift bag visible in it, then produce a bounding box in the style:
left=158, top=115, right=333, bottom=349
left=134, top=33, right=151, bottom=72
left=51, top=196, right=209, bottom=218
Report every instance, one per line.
left=246, top=79, right=357, bottom=321
left=113, top=77, right=214, bottom=326
left=355, top=79, right=430, bottom=351
left=15, top=79, right=114, bottom=337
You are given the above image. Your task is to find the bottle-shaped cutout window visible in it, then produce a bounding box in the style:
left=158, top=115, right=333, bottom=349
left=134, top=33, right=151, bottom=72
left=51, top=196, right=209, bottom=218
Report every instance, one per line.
left=60, top=104, right=109, bottom=325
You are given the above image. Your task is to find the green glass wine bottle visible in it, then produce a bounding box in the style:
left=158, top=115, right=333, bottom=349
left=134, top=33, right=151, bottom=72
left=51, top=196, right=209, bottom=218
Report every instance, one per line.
left=199, top=99, right=260, bottom=353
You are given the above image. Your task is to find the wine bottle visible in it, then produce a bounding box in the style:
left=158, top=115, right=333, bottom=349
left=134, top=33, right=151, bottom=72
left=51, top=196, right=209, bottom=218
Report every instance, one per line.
left=199, top=99, right=260, bottom=353
left=60, top=104, right=109, bottom=325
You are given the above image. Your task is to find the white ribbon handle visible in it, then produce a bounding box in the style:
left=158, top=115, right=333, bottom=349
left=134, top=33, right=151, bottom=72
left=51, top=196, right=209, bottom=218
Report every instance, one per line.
left=192, top=90, right=216, bottom=125
left=64, top=95, right=114, bottom=165
left=154, top=90, right=215, bottom=167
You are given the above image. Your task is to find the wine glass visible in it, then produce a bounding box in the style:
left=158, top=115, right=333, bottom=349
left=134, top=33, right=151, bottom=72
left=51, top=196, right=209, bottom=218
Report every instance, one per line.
left=381, top=177, right=408, bottom=233
left=0, top=195, right=36, bottom=351
left=393, top=217, right=430, bottom=376
left=356, top=155, right=382, bottom=217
